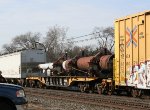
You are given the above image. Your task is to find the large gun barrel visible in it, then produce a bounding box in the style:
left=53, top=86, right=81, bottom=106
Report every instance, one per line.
left=62, top=53, right=114, bottom=77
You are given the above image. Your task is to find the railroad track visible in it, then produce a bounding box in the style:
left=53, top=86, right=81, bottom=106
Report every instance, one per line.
left=24, top=87, right=150, bottom=110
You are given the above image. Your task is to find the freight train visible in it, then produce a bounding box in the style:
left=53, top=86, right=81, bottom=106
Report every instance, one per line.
left=1, top=11, right=150, bottom=98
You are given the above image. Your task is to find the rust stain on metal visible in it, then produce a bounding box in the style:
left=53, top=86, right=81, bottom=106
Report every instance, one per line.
left=77, top=56, right=94, bottom=70
left=99, top=55, right=114, bottom=70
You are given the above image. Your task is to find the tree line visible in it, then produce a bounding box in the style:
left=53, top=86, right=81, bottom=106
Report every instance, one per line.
left=1, top=25, right=114, bottom=62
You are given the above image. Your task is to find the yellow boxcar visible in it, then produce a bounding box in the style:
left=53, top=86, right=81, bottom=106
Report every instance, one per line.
left=115, top=11, right=150, bottom=89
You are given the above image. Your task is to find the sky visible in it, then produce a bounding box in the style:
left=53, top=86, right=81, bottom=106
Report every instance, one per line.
left=0, top=0, right=149, bottom=48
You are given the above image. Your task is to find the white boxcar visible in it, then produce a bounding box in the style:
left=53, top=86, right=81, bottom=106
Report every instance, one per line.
left=0, top=49, right=46, bottom=78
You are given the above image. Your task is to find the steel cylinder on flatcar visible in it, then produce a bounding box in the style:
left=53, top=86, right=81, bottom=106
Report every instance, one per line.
left=99, top=55, right=114, bottom=71
left=77, top=56, right=94, bottom=70
left=62, top=59, right=72, bottom=71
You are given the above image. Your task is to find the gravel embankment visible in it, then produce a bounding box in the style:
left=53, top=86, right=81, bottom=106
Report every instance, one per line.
left=26, top=94, right=117, bottom=110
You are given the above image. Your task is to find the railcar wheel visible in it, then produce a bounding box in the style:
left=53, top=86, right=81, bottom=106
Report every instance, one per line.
left=38, top=83, right=42, bottom=88
left=97, top=84, right=106, bottom=95
left=97, top=87, right=102, bottom=94
left=131, top=89, right=138, bottom=98
left=79, top=84, right=86, bottom=92
left=80, top=86, right=86, bottom=92
left=137, top=90, right=143, bottom=98
left=97, top=84, right=102, bottom=94
left=108, top=91, right=112, bottom=95
left=131, top=89, right=143, bottom=98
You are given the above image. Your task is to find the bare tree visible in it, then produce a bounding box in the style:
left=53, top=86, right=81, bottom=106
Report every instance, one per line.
left=12, top=32, right=41, bottom=49
left=43, top=25, right=68, bottom=61
left=2, top=44, right=16, bottom=53
left=93, top=27, right=114, bottom=53
left=2, top=32, right=41, bottom=53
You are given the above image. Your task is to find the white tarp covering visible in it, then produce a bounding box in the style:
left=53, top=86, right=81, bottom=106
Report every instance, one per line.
left=38, top=63, right=53, bottom=70
left=48, top=63, right=53, bottom=69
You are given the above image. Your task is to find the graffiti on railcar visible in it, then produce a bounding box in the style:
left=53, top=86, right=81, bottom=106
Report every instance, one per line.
left=126, top=61, right=150, bottom=88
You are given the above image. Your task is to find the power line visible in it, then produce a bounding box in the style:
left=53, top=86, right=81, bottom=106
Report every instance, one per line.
left=66, top=31, right=101, bottom=41
left=67, top=36, right=101, bottom=44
